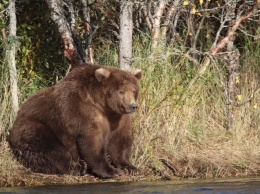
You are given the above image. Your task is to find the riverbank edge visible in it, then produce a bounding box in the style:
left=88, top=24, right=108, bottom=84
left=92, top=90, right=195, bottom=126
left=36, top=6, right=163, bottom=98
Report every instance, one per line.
left=1, top=134, right=260, bottom=188
left=0, top=170, right=161, bottom=188
left=1, top=165, right=259, bottom=188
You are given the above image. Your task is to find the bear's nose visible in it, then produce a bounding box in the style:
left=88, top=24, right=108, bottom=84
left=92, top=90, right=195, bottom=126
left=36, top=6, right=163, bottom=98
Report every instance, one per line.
left=129, top=103, right=138, bottom=112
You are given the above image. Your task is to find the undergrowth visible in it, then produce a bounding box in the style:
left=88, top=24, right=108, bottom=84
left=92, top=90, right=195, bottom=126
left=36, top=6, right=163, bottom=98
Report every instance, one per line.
left=130, top=38, right=260, bottom=179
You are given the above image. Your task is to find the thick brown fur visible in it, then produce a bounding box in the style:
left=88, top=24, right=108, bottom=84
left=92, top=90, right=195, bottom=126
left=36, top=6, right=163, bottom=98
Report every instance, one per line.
left=8, top=65, right=142, bottom=178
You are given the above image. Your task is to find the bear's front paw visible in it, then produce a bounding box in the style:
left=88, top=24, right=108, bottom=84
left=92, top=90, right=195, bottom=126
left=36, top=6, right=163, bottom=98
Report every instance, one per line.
left=94, top=166, right=125, bottom=179
left=113, top=167, right=125, bottom=177
left=70, top=159, right=87, bottom=176
left=125, top=165, right=138, bottom=176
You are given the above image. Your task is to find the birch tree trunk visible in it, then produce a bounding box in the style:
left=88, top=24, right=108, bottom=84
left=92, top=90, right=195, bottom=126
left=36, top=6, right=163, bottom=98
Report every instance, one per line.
left=80, top=0, right=94, bottom=64
left=225, top=0, right=240, bottom=131
left=7, top=0, right=19, bottom=115
left=119, top=0, right=133, bottom=70
left=151, top=0, right=166, bottom=48
left=161, top=0, right=180, bottom=44
left=46, top=0, right=84, bottom=67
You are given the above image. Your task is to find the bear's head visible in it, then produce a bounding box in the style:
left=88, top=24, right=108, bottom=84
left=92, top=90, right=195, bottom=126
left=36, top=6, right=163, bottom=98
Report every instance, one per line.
left=95, top=67, right=142, bottom=115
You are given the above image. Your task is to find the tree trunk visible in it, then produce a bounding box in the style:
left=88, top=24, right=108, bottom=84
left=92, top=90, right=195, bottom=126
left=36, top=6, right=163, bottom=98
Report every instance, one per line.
left=142, top=1, right=152, bottom=30
left=119, top=0, right=133, bottom=70
left=151, top=0, right=166, bottom=48
left=81, top=0, right=94, bottom=64
left=161, top=0, right=180, bottom=45
left=46, top=0, right=84, bottom=67
left=7, top=0, right=19, bottom=115
left=226, top=43, right=240, bottom=131
left=225, top=0, right=240, bottom=131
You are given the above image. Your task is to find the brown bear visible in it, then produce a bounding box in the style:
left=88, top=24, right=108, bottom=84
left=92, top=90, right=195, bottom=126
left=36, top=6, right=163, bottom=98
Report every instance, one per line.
left=8, top=64, right=142, bottom=178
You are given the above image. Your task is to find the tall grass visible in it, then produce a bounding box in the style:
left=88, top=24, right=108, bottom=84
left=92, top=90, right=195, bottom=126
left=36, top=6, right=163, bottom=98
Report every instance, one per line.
left=0, top=47, right=55, bottom=186
left=0, top=36, right=259, bottom=186
left=129, top=37, right=260, bottom=178
left=0, top=51, right=23, bottom=186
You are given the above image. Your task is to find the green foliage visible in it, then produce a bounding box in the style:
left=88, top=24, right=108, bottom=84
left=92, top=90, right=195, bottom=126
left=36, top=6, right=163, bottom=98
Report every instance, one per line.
left=0, top=0, right=8, bottom=56
left=15, top=1, right=68, bottom=84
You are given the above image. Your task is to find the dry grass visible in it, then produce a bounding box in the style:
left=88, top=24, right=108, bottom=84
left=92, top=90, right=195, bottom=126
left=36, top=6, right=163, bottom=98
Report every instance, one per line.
left=131, top=46, right=260, bottom=179
left=0, top=40, right=259, bottom=187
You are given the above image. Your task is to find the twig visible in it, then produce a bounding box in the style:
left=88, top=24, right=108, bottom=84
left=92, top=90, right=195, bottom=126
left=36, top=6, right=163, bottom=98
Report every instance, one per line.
left=158, top=158, right=185, bottom=178
left=0, top=8, right=8, bottom=14
left=236, top=88, right=259, bottom=107
left=192, top=1, right=208, bottom=51
left=212, top=5, right=229, bottom=48
left=238, top=28, right=260, bottom=39
left=181, top=52, right=200, bottom=66
left=196, top=6, right=224, bottom=13
left=149, top=165, right=171, bottom=180
left=210, top=1, right=260, bottom=55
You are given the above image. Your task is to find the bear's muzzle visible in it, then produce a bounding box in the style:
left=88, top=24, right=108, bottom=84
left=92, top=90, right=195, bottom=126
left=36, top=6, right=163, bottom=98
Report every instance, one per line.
left=129, top=103, right=138, bottom=113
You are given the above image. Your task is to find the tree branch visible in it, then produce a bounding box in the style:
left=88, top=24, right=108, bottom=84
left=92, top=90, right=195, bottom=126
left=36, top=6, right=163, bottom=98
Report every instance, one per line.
left=210, top=1, right=260, bottom=55
left=192, top=1, right=208, bottom=51
left=180, top=1, right=260, bottom=101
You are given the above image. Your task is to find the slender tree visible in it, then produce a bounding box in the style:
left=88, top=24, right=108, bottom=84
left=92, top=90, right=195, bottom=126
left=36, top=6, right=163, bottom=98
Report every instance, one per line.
left=80, top=0, right=95, bottom=64
left=119, top=0, right=133, bottom=70
left=7, top=0, right=19, bottom=115
left=225, top=0, right=240, bottom=131
left=151, top=0, right=167, bottom=48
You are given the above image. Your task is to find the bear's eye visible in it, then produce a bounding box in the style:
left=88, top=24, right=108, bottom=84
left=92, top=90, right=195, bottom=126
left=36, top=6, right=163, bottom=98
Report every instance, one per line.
left=133, top=90, right=136, bottom=94
left=119, top=91, right=124, bottom=95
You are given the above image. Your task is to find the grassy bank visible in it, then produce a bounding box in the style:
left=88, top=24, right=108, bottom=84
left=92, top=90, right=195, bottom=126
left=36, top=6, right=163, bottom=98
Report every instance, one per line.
left=0, top=38, right=259, bottom=187
left=130, top=38, right=260, bottom=179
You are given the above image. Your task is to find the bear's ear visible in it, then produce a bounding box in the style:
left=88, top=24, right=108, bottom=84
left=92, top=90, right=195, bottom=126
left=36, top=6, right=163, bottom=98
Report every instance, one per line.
left=95, top=68, right=111, bottom=82
left=132, top=69, right=142, bottom=80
